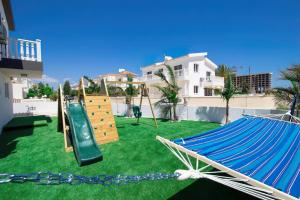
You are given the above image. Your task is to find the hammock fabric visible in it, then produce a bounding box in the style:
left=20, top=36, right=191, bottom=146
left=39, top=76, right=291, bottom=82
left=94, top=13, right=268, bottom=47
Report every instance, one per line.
left=173, top=115, right=300, bottom=199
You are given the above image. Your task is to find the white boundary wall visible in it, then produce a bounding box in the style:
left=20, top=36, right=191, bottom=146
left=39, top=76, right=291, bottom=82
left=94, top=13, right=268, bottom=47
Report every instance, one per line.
left=13, top=99, right=57, bottom=117
left=0, top=71, right=13, bottom=132
left=11, top=96, right=284, bottom=124
left=111, top=103, right=286, bottom=124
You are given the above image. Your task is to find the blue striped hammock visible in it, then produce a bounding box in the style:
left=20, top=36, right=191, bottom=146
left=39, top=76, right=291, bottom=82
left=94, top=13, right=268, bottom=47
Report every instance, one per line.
left=157, top=115, right=299, bottom=200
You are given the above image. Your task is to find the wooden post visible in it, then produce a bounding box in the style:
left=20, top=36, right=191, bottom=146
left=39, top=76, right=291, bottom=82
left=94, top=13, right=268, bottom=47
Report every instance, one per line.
left=81, top=77, right=86, bottom=98
left=78, top=77, right=87, bottom=104
left=58, top=84, right=68, bottom=150
left=137, top=84, right=144, bottom=124
left=103, top=79, right=109, bottom=96
left=145, top=85, right=158, bottom=128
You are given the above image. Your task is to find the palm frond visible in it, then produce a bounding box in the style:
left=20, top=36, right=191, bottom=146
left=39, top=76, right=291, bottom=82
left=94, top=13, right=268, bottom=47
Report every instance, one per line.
left=154, top=70, right=170, bottom=85
left=164, top=64, right=176, bottom=85
left=280, top=65, right=300, bottom=82
left=273, top=87, right=296, bottom=96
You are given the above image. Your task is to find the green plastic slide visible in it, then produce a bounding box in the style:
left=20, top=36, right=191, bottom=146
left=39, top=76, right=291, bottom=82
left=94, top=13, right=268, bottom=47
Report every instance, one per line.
left=66, top=102, right=103, bottom=166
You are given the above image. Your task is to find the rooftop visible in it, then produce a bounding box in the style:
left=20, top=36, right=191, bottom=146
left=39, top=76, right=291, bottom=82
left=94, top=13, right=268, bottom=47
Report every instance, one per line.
left=100, top=70, right=137, bottom=77
left=141, top=52, right=217, bottom=70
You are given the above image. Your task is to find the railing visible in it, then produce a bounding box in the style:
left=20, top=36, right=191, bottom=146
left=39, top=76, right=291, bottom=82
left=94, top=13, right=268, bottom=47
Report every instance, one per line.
left=146, top=74, right=153, bottom=80
left=2, top=38, right=42, bottom=62
left=201, top=76, right=224, bottom=88
left=174, top=69, right=184, bottom=77
left=143, top=69, right=187, bottom=81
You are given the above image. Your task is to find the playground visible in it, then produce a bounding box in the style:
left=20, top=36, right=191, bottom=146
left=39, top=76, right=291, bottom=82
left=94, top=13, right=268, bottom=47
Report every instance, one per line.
left=0, top=116, right=242, bottom=200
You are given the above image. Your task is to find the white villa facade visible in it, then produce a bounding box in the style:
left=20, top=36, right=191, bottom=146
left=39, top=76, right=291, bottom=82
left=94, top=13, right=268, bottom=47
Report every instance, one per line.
left=96, top=69, right=139, bottom=90
left=0, top=0, right=43, bottom=131
left=11, top=77, right=32, bottom=99
left=140, top=53, right=224, bottom=97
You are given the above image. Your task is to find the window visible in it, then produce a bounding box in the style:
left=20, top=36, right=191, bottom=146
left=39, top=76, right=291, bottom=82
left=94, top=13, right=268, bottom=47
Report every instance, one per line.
left=4, top=82, right=9, bottom=98
left=174, top=65, right=182, bottom=70
left=194, top=64, right=199, bottom=72
left=147, top=71, right=152, bottom=75
left=194, top=85, right=199, bottom=94
left=206, top=71, right=211, bottom=81
left=204, top=88, right=212, bottom=96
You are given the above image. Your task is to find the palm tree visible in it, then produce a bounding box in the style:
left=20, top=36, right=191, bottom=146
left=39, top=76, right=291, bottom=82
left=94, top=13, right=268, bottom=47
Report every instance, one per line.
left=125, top=76, right=138, bottom=117
left=273, top=65, right=300, bottom=116
left=107, top=85, right=125, bottom=97
left=154, top=64, right=180, bottom=121
left=216, top=64, right=235, bottom=78
left=221, top=74, right=235, bottom=124
left=83, top=76, right=100, bottom=94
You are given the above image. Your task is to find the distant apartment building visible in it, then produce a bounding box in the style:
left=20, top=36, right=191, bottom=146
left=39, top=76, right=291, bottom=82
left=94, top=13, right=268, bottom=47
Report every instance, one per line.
left=140, top=53, right=224, bottom=97
left=233, top=73, right=272, bottom=94
left=96, top=69, right=138, bottom=90
left=0, top=0, right=43, bottom=131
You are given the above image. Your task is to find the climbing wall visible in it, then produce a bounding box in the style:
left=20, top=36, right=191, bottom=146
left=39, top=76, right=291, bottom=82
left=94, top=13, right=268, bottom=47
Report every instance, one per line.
left=84, top=95, right=119, bottom=144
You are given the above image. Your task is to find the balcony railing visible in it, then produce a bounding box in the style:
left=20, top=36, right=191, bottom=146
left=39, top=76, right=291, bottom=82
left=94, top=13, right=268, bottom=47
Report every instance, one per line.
left=143, top=69, right=188, bottom=81
left=174, top=69, right=184, bottom=77
left=1, top=38, right=42, bottom=62
left=201, top=76, right=224, bottom=88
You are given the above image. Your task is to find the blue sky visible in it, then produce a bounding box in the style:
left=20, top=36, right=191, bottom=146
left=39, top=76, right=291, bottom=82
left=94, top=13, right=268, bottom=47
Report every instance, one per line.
left=10, top=0, right=300, bottom=87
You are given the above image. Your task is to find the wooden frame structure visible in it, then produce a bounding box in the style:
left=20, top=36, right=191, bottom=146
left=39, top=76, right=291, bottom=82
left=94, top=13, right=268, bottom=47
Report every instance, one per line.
left=78, top=77, right=119, bottom=144
left=105, top=80, right=158, bottom=128
left=57, top=84, right=72, bottom=152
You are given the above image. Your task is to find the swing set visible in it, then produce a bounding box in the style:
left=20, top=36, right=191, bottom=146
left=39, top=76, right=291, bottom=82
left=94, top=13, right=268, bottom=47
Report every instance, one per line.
left=105, top=80, right=158, bottom=128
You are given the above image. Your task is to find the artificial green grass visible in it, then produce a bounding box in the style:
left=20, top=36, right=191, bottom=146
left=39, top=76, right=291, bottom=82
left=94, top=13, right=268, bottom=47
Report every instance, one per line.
left=3, top=116, right=50, bottom=129
left=0, top=116, right=253, bottom=200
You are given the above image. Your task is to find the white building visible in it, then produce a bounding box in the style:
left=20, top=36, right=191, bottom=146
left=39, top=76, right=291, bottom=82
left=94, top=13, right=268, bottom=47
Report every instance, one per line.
left=140, top=53, right=224, bottom=97
left=11, top=77, right=32, bottom=99
left=96, top=69, right=139, bottom=90
left=0, top=0, right=43, bottom=131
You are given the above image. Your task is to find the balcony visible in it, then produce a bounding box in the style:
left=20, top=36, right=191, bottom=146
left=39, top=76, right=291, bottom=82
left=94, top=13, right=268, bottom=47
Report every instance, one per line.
left=142, top=74, right=160, bottom=82
left=143, top=69, right=188, bottom=83
left=174, top=69, right=184, bottom=77
left=0, top=38, right=43, bottom=78
left=201, top=76, right=224, bottom=89
left=6, top=38, right=42, bottom=61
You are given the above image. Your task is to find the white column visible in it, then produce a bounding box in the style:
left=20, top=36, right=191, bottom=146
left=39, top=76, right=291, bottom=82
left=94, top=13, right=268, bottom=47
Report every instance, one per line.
left=20, top=40, right=24, bottom=60
left=15, top=39, right=18, bottom=59
left=25, top=41, right=30, bottom=60
left=31, top=42, right=35, bottom=61
left=36, top=39, right=42, bottom=62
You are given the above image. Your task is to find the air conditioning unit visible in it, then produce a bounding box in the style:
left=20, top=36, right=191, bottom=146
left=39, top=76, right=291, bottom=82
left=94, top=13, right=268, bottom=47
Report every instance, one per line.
left=200, top=77, right=204, bottom=82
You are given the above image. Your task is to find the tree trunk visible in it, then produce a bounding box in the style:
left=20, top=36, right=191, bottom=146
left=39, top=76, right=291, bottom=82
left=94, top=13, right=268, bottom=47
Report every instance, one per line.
left=169, top=105, right=172, bottom=120
left=225, top=100, right=229, bottom=124
left=173, top=103, right=177, bottom=121
left=126, top=96, right=132, bottom=117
